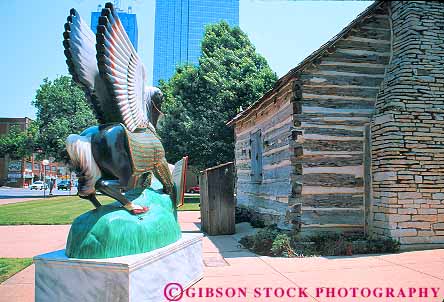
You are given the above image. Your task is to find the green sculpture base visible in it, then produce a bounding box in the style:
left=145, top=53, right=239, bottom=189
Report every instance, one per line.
left=66, top=184, right=181, bottom=259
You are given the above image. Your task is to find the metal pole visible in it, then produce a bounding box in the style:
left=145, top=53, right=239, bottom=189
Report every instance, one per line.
left=42, top=159, right=49, bottom=198
left=68, top=168, right=71, bottom=196
left=43, top=167, right=46, bottom=198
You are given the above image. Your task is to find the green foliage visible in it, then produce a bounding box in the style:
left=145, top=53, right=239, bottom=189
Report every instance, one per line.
left=0, top=122, right=37, bottom=159
left=0, top=258, right=33, bottom=283
left=307, top=232, right=400, bottom=255
left=271, top=234, right=296, bottom=257
left=307, top=232, right=351, bottom=256
left=240, top=228, right=401, bottom=257
left=239, top=225, right=279, bottom=256
left=364, top=238, right=401, bottom=253
left=235, top=205, right=252, bottom=224
left=158, top=21, right=277, bottom=170
left=32, top=76, right=97, bottom=162
left=250, top=216, right=266, bottom=228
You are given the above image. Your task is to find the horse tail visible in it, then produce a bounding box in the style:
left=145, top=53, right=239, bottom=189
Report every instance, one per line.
left=66, top=134, right=102, bottom=196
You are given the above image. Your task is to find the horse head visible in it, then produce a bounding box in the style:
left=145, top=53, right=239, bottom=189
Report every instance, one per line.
left=144, top=86, right=164, bottom=129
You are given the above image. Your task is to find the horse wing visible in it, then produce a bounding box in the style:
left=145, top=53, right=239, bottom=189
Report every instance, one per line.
left=63, top=9, right=111, bottom=124
left=96, top=2, right=148, bottom=132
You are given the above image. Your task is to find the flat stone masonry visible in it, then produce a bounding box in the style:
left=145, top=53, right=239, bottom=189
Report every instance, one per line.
left=34, top=233, right=204, bottom=302
left=371, top=1, right=444, bottom=248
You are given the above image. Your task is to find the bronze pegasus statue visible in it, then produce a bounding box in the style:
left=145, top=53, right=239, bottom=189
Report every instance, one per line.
left=63, top=3, right=174, bottom=215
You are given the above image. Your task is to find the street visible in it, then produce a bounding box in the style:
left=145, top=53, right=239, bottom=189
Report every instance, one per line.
left=0, top=187, right=78, bottom=199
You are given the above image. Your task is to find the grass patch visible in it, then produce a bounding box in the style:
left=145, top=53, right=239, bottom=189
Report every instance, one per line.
left=0, top=195, right=200, bottom=225
left=0, top=195, right=114, bottom=225
left=178, top=202, right=200, bottom=211
left=0, top=258, right=33, bottom=283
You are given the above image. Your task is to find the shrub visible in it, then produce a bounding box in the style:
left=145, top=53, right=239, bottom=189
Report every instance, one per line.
left=367, top=238, right=400, bottom=253
left=239, top=235, right=254, bottom=249
left=235, top=206, right=251, bottom=224
left=234, top=207, right=267, bottom=228
left=239, top=225, right=279, bottom=255
left=271, top=234, right=296, bottom=257
left=250, top=216, right=266, bottom=228
left=308, top=232, right=350, bottom=256
left=240, top=228, right=400, bottom=257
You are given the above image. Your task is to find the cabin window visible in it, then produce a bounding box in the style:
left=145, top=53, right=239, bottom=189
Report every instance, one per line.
left=250, top=130, right=263, bottom=183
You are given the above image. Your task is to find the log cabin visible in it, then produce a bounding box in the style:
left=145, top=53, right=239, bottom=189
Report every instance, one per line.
left=228, top=0, right=444, bottom=249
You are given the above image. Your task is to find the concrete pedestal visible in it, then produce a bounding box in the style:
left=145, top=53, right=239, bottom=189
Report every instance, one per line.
left=34, top=233, right=203, bottom=302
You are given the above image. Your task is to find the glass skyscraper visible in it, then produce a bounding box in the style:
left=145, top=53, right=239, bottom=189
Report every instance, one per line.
left=153, top=0, right=239, bottom=85
left=91, top=10, right=138, bottom=51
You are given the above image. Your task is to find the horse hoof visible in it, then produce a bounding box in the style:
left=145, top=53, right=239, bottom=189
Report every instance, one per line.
left=131, top=206, right=149, bottom=215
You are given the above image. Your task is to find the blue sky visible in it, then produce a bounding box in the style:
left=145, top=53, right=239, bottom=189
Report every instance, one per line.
left=0, top=0, right=372, bottom=118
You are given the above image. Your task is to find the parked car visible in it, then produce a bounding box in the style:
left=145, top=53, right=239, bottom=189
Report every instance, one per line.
left=57, top=180, right=72, bottom=190
left=30, top=181, right=48, bottom=190
left=187, top=186, right=200, bottom=194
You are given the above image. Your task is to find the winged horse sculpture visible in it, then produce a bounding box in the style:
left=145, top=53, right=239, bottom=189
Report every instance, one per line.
left=63, top=3, right=174, bottom=215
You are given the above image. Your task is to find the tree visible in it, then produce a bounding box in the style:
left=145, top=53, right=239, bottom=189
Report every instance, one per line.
left=0, top=122, right=37, bottom=159
left=32, top=76, right=97, bottom=162
left=158, top=21, right=277, bottom=170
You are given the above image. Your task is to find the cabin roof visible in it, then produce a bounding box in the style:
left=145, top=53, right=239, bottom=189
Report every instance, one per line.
left=227, top=0, right=383, bottom=126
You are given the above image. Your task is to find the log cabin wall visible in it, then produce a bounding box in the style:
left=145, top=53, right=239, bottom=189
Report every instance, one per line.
left=291, top=3, right=391, bottom=232
left=234, top=80, right=296, bottom=228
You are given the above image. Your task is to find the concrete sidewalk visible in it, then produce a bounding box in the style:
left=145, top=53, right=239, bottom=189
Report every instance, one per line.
left=0, top=198, right=40, bottom=206
left=0, top=225, right=71, bottom=258
left=1, top=212, right=443, bottom=302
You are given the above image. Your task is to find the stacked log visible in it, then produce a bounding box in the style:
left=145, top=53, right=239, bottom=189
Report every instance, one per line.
left=291, top=4, right=391, bottom=232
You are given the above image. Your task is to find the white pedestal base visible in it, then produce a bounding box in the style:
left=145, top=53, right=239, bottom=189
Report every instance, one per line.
left=34, top=233, right=203, bottom=302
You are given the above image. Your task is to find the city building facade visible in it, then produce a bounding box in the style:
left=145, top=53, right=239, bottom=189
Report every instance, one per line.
left=153, top=0, right=239, bottom=85
left=0, top=118, right=70, bottom=188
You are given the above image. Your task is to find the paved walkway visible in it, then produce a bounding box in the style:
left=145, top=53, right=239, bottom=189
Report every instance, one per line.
left=0, top=187, right=79, bottom=202
left=0, top=198, right=40, bottom=206
left=0, top=225, right=71, bottom=258
left=0, top=212, right=443, bottom=302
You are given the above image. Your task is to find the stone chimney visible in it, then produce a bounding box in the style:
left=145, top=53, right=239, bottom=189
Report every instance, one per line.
left=370, top=1, right=444, bottom=249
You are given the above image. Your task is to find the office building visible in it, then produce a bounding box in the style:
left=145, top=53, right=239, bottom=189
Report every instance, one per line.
left=0, top=118, right=69, bottom=188
left=153, top=0, right=239, bottom=85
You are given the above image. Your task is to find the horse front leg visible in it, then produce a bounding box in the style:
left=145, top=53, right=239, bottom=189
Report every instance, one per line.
left=79, top=193, right=102, bottom=209
left=76, top=173, right=102, bottom=209
left=153, top=158, right=176, bottom=203
left=95, top=179, right=148, bottom=215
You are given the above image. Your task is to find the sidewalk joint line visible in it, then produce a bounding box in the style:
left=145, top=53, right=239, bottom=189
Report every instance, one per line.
left=371, top=256, right=444, bottom=281
left=257, top=257, right=321, bottom=302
